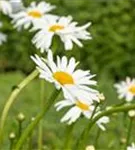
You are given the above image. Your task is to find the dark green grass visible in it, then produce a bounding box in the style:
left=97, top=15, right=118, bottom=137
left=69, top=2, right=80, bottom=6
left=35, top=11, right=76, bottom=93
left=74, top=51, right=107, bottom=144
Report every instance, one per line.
left=0, top=72, right=135, bottom=150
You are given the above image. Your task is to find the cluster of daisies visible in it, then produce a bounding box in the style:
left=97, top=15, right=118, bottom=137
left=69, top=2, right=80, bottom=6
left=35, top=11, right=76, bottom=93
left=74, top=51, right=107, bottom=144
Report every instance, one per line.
left=1, top=0, right=135, bottom=148
left=0, top=0, right=109, bottom=130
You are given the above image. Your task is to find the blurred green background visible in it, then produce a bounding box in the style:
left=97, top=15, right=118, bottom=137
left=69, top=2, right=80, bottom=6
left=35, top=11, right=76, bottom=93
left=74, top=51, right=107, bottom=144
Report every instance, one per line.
left=0, top=0, right=135, bottom=149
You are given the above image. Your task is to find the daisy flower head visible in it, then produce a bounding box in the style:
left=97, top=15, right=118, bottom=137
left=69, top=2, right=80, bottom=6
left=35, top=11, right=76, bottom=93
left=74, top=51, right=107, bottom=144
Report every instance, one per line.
left=0, top=0, right=12, bottom=15
left=127, top=143, right=135, bottom=150
left=114, top=77, right=135, bottom=102
left=32, top=15, right=91, bottom=52
left=0, top=22, right=7, bottom=45
left=11, top=1, right=56, bottom=30
left=55, top=95, right=95, bottom=125
left=31, top=50, right=99, bottom=102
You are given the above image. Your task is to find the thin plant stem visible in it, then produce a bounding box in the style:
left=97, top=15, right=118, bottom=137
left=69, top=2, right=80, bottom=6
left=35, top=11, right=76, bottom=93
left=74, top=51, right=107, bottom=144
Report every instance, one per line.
left=124, top=118, right=133, bottom=150
left=74, top=102, right=99, bottom=149
left=76, top=103, right=135, bottom=149
left=64, top=123, right=75, bottom=150
left=10, top=140, right=14, bottom=150
left=18, top=122, right=22, bottom=138
left=0, top=69, right=39, bottom=146
left=38, top=80, right=45, bottom=150
left=90, top=102, right=99, bottom=120
left=14, top=89, right=60, bottom=150
left=94, top=128, right=101, bottom=148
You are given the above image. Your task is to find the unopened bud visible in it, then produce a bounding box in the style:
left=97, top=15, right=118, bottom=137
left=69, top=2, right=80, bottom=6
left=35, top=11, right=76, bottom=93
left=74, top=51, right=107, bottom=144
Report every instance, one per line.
left=128, top=110, right=135, bottom=118
left=17, top=113, right=25, bottom=122
left=120, top=137, right=126, bottom=144
left=85, top=145, right=95, bottom=150
left=31, top=117, right=35, bottom=121
left=9, top=132, right=16, bottom=140
left=98, top=93, right=105, bottom=102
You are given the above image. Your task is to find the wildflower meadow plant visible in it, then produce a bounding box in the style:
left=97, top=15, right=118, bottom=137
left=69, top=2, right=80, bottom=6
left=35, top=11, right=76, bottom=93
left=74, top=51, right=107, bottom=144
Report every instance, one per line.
left=114, top=77, right=135, bottom=102
left=32, top=16, right=91, bottom=52
left=0, top=0, right=135, bottom=150
left=11, top=1, right=57, bottom=30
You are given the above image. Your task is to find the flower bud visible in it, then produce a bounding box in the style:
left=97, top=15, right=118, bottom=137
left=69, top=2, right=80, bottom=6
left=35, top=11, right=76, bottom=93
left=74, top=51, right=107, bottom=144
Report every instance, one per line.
left=17, top=113, right=25, bottom=122
left=128, top=110, right=135, bottom=118
left=120, top=137, right=126, bottom=144
left=31, top=117, right=35, bottom=121
left=9, top=132, right=16, bottom=140
left=85, top=145, right=95, bottom=150
left=98, top=93, right=105, bottom=102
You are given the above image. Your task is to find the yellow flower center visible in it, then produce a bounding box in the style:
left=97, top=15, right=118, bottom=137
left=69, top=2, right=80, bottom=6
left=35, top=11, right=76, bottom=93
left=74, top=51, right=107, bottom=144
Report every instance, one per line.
left=28, top=11, right=42, bottom=18
left=76, top=101, right=89, bottom=111
left=53, top=71, right=74, bottom=85
left=49, top=25, right=64, bottom=32
left=129, top=85, right=135, bottom=94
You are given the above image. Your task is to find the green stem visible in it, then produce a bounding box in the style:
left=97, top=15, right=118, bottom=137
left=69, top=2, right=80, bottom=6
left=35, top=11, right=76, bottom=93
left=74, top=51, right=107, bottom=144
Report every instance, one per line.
left=75, top=102, right=99, bottom=148
left=18, top=122, right=22, bottom=138
left=10, top=140, right=14, bottom=150
left=38, top=80, right=45, bottom=150
left=94, top=128, right=101, bottom=148
left=64, top=123, right=75, bottom=150
left=0, top=69, right=39, bottom=146
left=14, top=89, right=60, bottom=150
left=124, top=118, right=133, bottom=150
left=90, top=102, right=99, bottom=120
left=77, top=103, right=135, bottom=149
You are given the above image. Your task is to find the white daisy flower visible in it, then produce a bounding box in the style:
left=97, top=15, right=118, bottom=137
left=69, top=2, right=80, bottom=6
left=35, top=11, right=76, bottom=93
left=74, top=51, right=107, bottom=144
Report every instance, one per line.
left=32, top=15, right=91, bottom=52
left=127, top=143, right=135, bottom=150
left=114, top=77, right=135, bottom=102
left=96, top=116, right=110, bottom=131
left=11, top=1, right=56, bottom=30
left=0, top=0, right=12, bottom=15
left=55, top=97, right=95, bottom=125
left=0, top=22, right=7, bottom=45
left=31, top=50, right=99, bottom=103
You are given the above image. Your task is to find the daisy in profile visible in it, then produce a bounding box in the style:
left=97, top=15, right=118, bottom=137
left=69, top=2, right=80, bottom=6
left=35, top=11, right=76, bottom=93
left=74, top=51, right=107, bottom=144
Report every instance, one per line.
left=55, top=94, right=108, bottom=125
left=11, top=1, right=56, bottom=30
left=31, top=50, right=99, bottom=102
left=0, top=22, right=7, bottom=45
left=55, top=96, right=95, bottom=125
left=0, top=0, right=12, bottom=15
left=127, top=143, right=135, bottom=150
left=32, top=16, right=91, bottom=52
left=114, top=77, right=135, bottom=102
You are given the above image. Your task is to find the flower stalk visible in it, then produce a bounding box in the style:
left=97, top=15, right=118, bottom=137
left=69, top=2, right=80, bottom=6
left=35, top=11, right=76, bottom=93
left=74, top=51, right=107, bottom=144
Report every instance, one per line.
left=0, top=69, right=39, bottom=146
left=76, top=103, right=135, bottom=149
left=38, top=80, right=45, bottom=150
left=14, top=89, right=60, bottom=150
left=124, top=117, right=133, bottom=150
left=94, top=128, right=101, bottom=148
left=64, top=123, right=75, bottom=150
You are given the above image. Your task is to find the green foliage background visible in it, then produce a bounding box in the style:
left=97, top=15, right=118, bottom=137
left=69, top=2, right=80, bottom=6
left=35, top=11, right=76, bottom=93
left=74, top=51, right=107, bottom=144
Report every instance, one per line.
left=0, top=0, right=135, bottom=79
